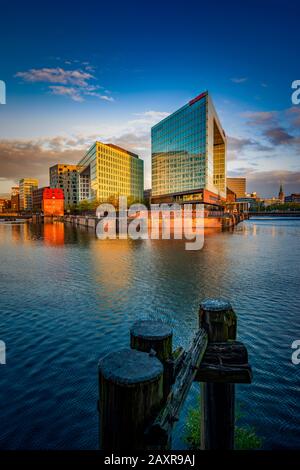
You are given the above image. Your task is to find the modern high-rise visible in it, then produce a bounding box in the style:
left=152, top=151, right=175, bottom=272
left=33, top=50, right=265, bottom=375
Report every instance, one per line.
left=227, top=177, right=246, bottom=199
left=151, top=91, right=226, bottom=205
left=19, top=178, right=38, bottom=211
left=77, top=141, right=144, bottom=204
left=49, top=164, right=79, bottom=209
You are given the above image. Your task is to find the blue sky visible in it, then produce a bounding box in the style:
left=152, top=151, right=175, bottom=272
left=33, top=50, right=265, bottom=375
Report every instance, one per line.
left=0, top=0, right=300, bottom=197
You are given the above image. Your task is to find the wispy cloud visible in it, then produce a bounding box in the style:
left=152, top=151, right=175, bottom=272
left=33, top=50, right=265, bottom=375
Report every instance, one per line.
left=84, top=91, right=114, bottom=102
left=263, top=127, right=294, bottom=145
left=227, top=136, right=271, bottom=161
left=230, top=77, right=248, bottom=83
left=243, top=110, right=277, bottom=125
left=49, top=86, right=84, bottom=102
left=15, top=66, right=114, bottom=102
left=243, top=108, right=300, bottom=148
left=15, top=67, right=93, bottom=87
left=0, top=137, right=86, bottom=184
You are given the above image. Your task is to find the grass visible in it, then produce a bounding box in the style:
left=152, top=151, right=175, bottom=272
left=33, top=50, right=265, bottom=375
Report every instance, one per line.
left=184, top=401, right=263, bottom=450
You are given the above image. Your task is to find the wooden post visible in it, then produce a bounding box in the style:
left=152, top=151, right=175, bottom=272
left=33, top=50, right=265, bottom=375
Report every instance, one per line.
left=130, top=320, right=173, bottom=362
left=130, top=320, right=173, bottom=399
left=98, top=348, right=163, bottom=450
left=199, top=298, right=237, bottom=450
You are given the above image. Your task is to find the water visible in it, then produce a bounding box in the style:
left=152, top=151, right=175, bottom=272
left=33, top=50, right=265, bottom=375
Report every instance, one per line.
left=0, top=219, right=299, bottom=449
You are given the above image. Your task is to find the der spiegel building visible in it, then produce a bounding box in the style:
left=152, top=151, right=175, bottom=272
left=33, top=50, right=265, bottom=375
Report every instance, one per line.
left=151, top=91, right=227, bottom=205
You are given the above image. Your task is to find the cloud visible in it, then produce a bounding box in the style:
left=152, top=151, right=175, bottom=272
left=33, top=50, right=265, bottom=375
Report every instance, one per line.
left=15, top=67, right=94, bottom=87
left=230, top=77, right=248, bottom=83
left=15, top=66, right=113, bottom=102
left=263, top=127, right=294, bottom=145
left=286, top=107, right=300, bottom=127
left=246, top=170, right=300, bottom=196
left=243, top=108, right=300, bottom=150
left=132, top=110, right=170, bottom=125
left=84, top=91, right=114, bottom=102
left=227, top=136, right=271, bottom=161
left=228, top=169, right=300, bottom=197
left=0, top=137, right=86, bottom=186
left=244, top=110, right=278, bottom=126
left=49, top=86, right=84, bottom=102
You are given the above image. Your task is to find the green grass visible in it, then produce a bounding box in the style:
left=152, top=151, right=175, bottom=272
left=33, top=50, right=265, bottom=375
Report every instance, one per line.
left=184, top=402, right=263, bottom=450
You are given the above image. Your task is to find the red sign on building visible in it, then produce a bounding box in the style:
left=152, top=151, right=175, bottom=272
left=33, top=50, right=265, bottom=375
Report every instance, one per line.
left=188, top=91, right=207, bottom=106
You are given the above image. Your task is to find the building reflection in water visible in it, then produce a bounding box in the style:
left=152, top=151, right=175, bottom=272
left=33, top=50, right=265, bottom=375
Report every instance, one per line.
left=44, top=223, right=65, bottom=246
left=91, top=238, right=133, bottom=292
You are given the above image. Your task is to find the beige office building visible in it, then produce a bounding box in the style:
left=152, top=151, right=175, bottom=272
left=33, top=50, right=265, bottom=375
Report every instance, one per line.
left=227, top=177, right=246, bottom=199
left=77, top=141, right=144, bottom=204
left=19, top=178, right=39, bottom=211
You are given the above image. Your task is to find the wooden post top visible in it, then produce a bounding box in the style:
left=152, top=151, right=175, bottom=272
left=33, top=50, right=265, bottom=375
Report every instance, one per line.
left=130, top=320, right=173, bottom=341
left=199, top=298, right=237, bottom=342
left=99, top=348, right=163, bottom=386
left=200, top=298, right=232, bottom=312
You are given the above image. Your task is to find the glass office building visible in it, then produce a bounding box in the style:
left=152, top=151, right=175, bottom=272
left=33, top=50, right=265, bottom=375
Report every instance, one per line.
left=19, top=178, right=39, bottom=211
left=77, top=141, right=144, bottom=204
left=151, top=91, right=226, bottom=205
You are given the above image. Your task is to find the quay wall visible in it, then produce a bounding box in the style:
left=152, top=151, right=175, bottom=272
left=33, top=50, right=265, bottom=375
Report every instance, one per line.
left=64, top=212, right=248, bottom=231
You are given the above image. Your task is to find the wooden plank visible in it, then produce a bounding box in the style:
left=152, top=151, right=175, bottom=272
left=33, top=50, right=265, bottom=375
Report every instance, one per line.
left=194, top=340, right=252, bottom=383
left=145, top=328, right=208, bottom=446
left=195, top=363, right=252, bottom=383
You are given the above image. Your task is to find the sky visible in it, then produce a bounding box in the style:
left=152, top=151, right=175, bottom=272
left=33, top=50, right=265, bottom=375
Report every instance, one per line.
left=0, top=0, right=300, bottom=197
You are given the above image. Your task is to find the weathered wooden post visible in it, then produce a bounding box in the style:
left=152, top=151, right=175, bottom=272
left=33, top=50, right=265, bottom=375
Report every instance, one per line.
left=98, top=302, right=251, bottom=451
left=130, top=320, right=173, bottom=399
left=199, top=299, right=237, bottom=450
left=98, top=348, right=163, bottom=450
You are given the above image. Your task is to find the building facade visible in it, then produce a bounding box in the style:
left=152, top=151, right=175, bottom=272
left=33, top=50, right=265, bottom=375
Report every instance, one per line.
left=32, top=186, right=50, bottom=212
left=43, top=188, right=64, bottom=216
left=32, top=187, right=64, bottom=216
left=226, top=187, right=236, bottom=203
left=0, top=199, right=11, bottom=213
left=226, top=177, right=246, bottom=199
left=11, top=187, right=20, bottom=212
left=151, top=91, right=226, bottom=205
left=19, top=178, right=38, bottom=211
left=77, top=141, right=144, bottom=204
left=49, top=164, right=79, bottom=209
left=285, top=193, right=300, bottom=203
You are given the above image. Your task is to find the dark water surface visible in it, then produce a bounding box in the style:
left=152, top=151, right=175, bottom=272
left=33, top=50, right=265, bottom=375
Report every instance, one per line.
left=0, top=219, right=299, bottom=449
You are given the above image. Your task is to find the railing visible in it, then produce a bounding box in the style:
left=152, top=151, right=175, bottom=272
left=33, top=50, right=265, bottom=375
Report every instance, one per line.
left=98, top=298, right=252, bottom=450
